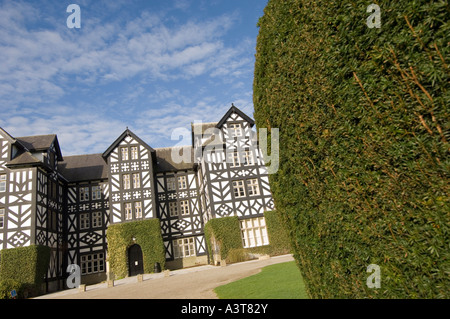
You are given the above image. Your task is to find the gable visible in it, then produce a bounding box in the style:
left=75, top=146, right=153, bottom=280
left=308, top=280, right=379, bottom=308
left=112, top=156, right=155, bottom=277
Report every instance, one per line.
left=102, top=129, right=155, bottom=160
left=215, top=104, right=255, bottom=129
left=15, top=134, right=63, bottom=161
left=0, top=127, right=16, bottom=144
left=0, top=128, right=15, bottom=170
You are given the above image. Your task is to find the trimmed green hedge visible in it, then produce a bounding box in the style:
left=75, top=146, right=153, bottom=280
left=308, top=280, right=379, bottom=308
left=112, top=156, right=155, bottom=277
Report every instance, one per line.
left=264, top=210, right=292, bottom=255
left=204, top=216, right=243, bottom=264
left=254, top=0, right=449, bottom=298
left=205, top=213, right=292, bottom=264
left=0, top=245, right=51, bottom=298
left=107, top=219, right=166, bottom=279
left=0, top=279, right=23, bottom=299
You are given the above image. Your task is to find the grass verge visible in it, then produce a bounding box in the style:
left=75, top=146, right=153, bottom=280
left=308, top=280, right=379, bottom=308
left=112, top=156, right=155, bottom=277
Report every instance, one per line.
left=214, top=261, right=309, bottom=299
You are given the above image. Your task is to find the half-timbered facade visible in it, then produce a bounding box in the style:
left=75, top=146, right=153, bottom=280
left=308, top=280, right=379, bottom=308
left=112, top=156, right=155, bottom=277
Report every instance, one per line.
left=0, top=105, right=275, bottom=289
left=102, top=130, right=157, bottom=225
left=193, top=106, right=275, bottom=249
left=59, top=154, right=109, bottom=285
left=0, top=129, right=66, bottom=291
left=154, top=147, right=207, bottom=268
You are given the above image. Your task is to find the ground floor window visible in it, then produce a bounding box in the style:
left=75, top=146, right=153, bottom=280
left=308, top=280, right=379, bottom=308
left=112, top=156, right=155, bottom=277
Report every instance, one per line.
left=240, top=217, right=269, bottom=248
left=173, top=237, right=196, bottom=259
left=81, top=252, right=105, bottom=275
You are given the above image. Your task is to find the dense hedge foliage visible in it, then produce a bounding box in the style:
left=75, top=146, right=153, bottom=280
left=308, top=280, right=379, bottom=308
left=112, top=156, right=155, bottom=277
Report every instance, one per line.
left=107, top=219, right=166, bottom=279
left=254, top=0, right=449, bottom=298
left=204, top=216, right=243, bottom=264
left=0, top=245, right=50, bottom=298
left=205, top=212, right=292, bottom=264
left=264, top=210, right=292, bottom=255
left=0, top=279, right=23, bottom=299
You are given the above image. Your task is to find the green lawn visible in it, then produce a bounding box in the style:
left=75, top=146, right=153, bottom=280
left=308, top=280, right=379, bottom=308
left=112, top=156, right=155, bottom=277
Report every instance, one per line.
left=214, top=261, right=309, bottom=299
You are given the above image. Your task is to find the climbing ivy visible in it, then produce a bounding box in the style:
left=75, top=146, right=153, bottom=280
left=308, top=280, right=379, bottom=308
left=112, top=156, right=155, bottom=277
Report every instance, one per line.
left=107, top=219, right=165, bottom=279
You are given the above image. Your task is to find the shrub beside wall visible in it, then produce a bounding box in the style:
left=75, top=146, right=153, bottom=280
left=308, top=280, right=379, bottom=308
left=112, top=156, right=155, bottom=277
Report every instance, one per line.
left=204, top=216, right=243, bottom=264
left=254, top=0, right=449, bottom=298
left=204, top=212, right=292, bottom=264
left=0, top=279, right=23, bottom=299
left=264, top=210, right=292, bottom=255
left=107, top=219, right=166, bottom=279
left=0, top=245, right=51, bottom=299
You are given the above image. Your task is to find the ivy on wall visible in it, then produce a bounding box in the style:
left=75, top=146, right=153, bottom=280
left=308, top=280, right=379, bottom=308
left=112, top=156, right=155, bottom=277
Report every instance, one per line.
left=204, top=212, right=292, bottom=264
left=204, top=216, right=243, bottom=264
left=106, top=219, right=166, bottom=279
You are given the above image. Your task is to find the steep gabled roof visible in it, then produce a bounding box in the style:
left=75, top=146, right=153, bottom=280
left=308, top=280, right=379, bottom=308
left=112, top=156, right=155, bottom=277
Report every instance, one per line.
left=59, top=154, right=108, bottom=182
left=6, top=151, right=42, bottom=167
left=216, top=104, right=255, bottom=129
left=102, top=128, right=155, bottom=159
left=155, top=147, right=195, bottom=173
left=16, top=134, right=56, bottom=151
left=191, top=122, right=219, bottom=135
left=15, top=134, right=63, bottom=161
left=0, top=127, right=31, bottom=152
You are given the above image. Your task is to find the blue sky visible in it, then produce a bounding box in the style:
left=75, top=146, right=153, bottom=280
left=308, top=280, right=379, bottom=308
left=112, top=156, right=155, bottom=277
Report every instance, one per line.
left=0, top=0, right=268, bottom=155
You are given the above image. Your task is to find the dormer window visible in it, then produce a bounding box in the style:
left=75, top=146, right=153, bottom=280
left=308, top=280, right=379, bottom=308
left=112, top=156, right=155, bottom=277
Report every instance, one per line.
left=229, top=123, right=242, bottom=137
left=11, top=145, right=19, bottom=159
left=49, top=151, right=55, bottom=167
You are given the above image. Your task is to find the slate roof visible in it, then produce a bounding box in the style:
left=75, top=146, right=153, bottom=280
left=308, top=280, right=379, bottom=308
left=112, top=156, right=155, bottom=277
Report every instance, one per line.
left=6, top=151, right=42, bottom=167
left=191, top=122, right=219, bottom=135
left=155, top=147, right=195, bottom=173
left=16, top=135, right=56, bottom=151
left=58, top=154, right=108, bottom=182
left=15, top=134, right=63, bottom=161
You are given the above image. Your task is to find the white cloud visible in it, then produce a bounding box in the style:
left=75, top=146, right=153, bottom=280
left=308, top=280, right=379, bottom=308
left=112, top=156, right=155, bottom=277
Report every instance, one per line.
left=1, top=111, right=126, bottom=156
left=174, top=0, right=191, bottom=11
left=0, top=1, right=257, bottom=155
left=0, top=2, right=244, bottom=92
left=133, top=92, right=255, bottom=149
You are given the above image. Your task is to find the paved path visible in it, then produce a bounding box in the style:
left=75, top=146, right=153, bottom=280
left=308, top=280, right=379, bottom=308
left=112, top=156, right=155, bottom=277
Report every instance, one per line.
left=36, top=254, right=294, bottom=299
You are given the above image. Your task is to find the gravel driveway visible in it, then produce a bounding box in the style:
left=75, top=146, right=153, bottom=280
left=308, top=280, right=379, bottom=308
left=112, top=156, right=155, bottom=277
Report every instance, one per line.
left=36, top=254, right=294, bottom=299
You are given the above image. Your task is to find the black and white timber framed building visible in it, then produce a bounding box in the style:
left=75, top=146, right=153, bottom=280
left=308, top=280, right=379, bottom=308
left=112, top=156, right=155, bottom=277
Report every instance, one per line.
left=0, top=105, right=275, bottom=290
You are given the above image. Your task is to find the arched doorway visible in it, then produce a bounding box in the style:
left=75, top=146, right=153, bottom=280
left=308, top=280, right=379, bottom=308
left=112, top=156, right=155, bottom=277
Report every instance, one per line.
left=128, top=244, right=144, bottom=277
